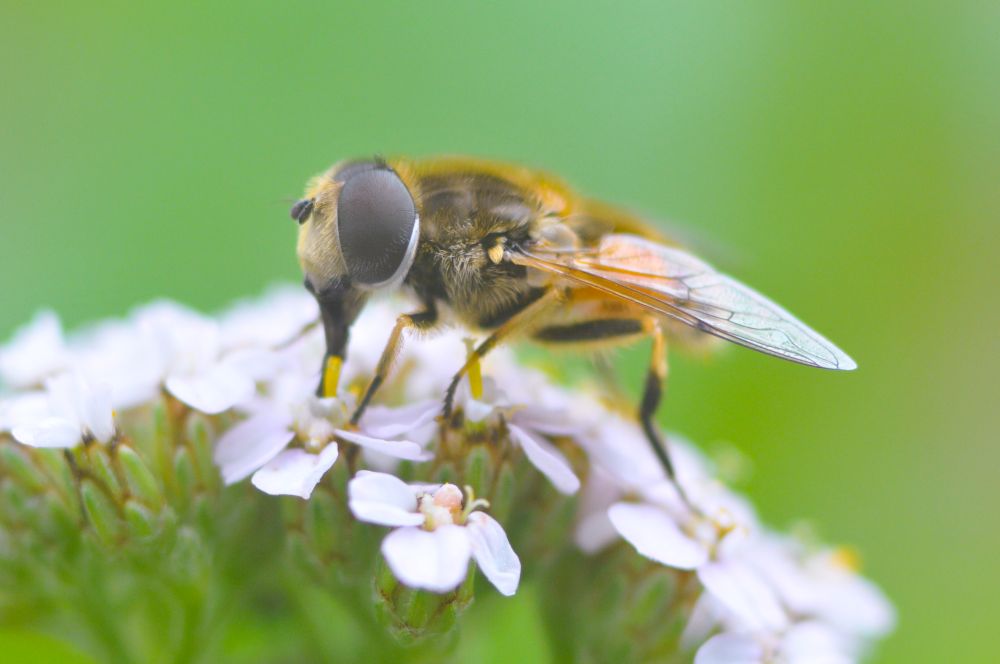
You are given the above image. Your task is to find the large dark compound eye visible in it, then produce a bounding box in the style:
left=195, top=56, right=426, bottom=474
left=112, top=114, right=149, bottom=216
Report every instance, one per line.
left=337, top=166, right=418, bottom=288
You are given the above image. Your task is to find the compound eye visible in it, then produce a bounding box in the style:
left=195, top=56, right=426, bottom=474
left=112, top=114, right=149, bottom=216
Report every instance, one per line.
left=336, top=167, right=418, bottom=288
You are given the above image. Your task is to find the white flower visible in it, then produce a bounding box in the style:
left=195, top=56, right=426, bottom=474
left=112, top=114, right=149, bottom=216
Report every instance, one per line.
left=695, top=621, right=856, bottom=664
left=577, top=425, right=757, bottom=564
left=12, top=373, right=115, bottom=448
left=684, top=533, right=893, bottom=660
left=348, top=471, right=521, bottom=595
left=743, top=536, right=896, bottom=642
left=214, top=385, right=432, bottom=499
left=218, top=286, right=319, bottom=351
left=449, top=375, right=582, bottom=495
left=134, top=301, right=274, bottom=414
left=70, top=317, right=164, bottom=410
left=0, top=311, right=70, bottom=389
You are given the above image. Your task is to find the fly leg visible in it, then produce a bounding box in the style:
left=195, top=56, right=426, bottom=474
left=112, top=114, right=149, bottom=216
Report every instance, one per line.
left=351, top=303, right=438, bottom=425
left=534, top=312, right=694, bottom=508
left=638, top=318, right=694, bottom=509
left=442, top=289, right=562, bottom=421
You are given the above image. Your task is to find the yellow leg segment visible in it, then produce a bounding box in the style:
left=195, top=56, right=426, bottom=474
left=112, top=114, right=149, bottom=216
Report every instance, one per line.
left=322, top=356, right=343, bottom=398
left=464, top=339, right=484, bottom=400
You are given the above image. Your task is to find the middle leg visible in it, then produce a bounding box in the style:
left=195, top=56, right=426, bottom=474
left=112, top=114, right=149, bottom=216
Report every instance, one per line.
left=442, top=288, right=563, bottom=419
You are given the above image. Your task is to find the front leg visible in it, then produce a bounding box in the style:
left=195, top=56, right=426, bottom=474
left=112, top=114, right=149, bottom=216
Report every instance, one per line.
left=350, top=303, right=438, bottom=425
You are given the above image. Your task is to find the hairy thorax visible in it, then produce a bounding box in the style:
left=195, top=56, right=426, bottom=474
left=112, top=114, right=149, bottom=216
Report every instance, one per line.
left=406, top=172, right=546, bottom=329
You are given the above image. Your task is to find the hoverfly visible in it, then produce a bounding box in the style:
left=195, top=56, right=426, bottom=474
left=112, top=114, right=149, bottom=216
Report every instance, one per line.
left=292, top=156, right=855, bottom=487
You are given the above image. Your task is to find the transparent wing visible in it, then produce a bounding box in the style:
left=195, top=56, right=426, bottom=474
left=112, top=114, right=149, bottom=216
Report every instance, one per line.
left=512, top=234, right=856, bottom=370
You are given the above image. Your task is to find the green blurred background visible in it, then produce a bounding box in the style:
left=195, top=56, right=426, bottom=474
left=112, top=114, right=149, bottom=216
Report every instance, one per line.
left=1, top=1, right=996, bottom=661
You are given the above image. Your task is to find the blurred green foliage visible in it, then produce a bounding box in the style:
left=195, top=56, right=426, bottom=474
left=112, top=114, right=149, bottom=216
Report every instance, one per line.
left=1, top=1, right=996, bottom=661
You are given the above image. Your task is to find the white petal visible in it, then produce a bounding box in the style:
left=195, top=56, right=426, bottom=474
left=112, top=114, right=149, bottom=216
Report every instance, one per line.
left=508, top=424, right=580, bottom=495
left=381, top=525, right=472, bottom=593
left=79, top=380, right=115, bottom=443
left=782, top=622, right=852, bottom=664
left=466, top=513, right=520, bottom=596
left=360, top=400, right=440, bottom=439
left=608, top=502, right=708, bottom=570
left=463, top=396, right=495, bottom=423
left=511, top=406, right=581, bottom=437
left=13, top=417, right=81, bottom=448
left=334, top=429, right=432, bottom=462
left=680, top=592, right=723, bottom=652
left=219, top=286, right=318, bottom=349
left=221, top=347, right=282, bottom=383
left=348, top=470, right=424, bottom=527
left=214, top=411, right=295, bottom=484
left=0, top=310, right=69, bottom=388
left=166, top=363, right=255, bottom=414
left=822, top=574, right=896, bottom=638
left=0, top=392, right=50, bottom=433
left=698, top=560, right=789, bottom=633
left=44, top=373, right=83, bottom=422
left=695, top=633, right=764, bottom=664
left=251, top=445, right=339, bottom=499
left=574, top=508, right=619, bottom=554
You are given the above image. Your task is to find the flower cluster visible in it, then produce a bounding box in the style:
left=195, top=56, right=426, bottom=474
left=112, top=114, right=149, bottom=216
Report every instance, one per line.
left=0, top=286, right=895, bottom=661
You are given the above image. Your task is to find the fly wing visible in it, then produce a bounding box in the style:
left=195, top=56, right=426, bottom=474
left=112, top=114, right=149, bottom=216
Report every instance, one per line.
left=512, top=234, right=856, bottom=370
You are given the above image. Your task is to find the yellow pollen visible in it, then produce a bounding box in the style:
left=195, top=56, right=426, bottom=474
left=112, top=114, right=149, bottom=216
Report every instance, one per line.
left=322, top=356, right=342, bottom=398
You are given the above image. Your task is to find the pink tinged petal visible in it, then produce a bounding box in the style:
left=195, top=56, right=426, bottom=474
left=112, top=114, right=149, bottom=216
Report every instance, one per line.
left=334, top=429, right=432, bottom=462
left=166, top=363, right=255, bottom=414
left=466, top=512, right=521, bottom=596
left=508, top=424, right=580, bottom=495
left=348, top=471, right=424, bottom=527
left=608, top=502, right=709, bottom=570
left=381, top=525, right=472, bottom=593
left=13, top=417, right=81, bottom=448
left=214, top=411, right=295, bottom=485
left=360, top=400, right=440, bottom=439
left=251, top=444, right=339, bottom=499
left=698, top=561, right=789, bottom=633
left=694, top=633, right=764, bottom=664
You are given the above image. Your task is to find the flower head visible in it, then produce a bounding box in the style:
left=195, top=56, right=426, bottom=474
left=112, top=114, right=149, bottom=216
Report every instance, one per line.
left=0, top=289, right=894, bottom=659
left=349, top=471, right=520, bottom=596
